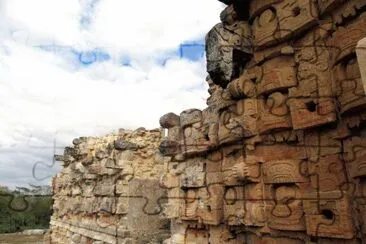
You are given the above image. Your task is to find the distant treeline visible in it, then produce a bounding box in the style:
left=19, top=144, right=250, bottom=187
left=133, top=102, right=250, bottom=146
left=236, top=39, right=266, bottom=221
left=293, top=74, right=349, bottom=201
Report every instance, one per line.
left=0, top=187, right=52, bottom=233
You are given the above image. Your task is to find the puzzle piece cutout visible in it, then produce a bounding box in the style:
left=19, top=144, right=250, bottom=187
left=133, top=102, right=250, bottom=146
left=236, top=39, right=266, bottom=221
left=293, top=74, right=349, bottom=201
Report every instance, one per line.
left=0, top=189, right=52, bottom=216
left=0, top=192, right=29, bottom=212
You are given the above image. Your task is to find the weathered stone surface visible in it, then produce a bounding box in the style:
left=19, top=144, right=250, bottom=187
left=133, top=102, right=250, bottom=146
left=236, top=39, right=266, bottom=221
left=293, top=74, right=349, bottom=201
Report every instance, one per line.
left=265, top=183, right=306, bottom=231
left=72, top=137, right=86, bottom=145
left=357, top=38, right=366, bottom=96
left=251, top=0, right=318, bottom=49
left=256, top=56, right=297, bottom=95
left=159, top=139, right=181, bottom=156
left=125, top=179, right=169, bottom=243
left=331, top=0, right=366, bottom=25
left=159, top=112, right=180, bottom=128
left=180, top=109, right=202, bottom=128
left=51, top=129, right=168, bottom=244
left=227, top=71, right=256, bottom=99
left=257, top=92, right=292, bottom=134
left=162, top=1, right=366, bottom=234
left=288, top=97, right=337, bottom=130
left=113, top=139, right=138, bottom=151
left=206, top=5, right=253, bottom=88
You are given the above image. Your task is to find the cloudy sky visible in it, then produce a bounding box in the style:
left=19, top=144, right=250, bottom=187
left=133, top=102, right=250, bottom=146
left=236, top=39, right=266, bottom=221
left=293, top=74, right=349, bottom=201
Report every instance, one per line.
left=0, top=0, right=224, bottom=189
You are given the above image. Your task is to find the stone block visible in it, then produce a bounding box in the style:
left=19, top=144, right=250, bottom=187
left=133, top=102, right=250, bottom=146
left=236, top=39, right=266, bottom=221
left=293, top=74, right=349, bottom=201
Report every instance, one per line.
left=303, top=191, right=355, bottom=239
left=206, top=5, right=253, bottom=88
left=257, top=92, right=292, bottom=134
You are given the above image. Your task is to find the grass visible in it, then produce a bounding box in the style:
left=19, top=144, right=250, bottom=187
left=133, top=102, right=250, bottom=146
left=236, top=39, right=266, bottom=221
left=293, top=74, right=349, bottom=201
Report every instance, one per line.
left=0, top=233, right=46, bottom=244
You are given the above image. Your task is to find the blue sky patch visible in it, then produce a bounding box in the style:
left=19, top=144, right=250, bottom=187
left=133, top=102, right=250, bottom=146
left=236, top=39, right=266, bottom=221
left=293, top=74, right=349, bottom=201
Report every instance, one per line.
left=179, top=39, right=205, bottom=61
left=36, top=39, right=205, bottom=69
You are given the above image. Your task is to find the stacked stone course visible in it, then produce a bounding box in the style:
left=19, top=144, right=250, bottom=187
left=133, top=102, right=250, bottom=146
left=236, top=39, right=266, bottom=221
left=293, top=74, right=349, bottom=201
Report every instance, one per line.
left=159, top=0, right=366, bottom=243
left=50, top=128, right=170, bottom=244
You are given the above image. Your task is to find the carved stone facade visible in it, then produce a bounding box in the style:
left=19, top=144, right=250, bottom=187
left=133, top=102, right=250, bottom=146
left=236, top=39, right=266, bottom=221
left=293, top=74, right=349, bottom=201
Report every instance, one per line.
left=160, top=0, right=366, bottom=243
left=50, top=128, right=170, bottom=244
left=50, top=0, right=366, bottom=243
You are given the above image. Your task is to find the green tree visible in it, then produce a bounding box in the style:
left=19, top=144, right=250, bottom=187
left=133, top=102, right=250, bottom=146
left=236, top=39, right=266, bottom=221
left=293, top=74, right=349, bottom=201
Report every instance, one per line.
left=0, top=186, right=53, bottom=233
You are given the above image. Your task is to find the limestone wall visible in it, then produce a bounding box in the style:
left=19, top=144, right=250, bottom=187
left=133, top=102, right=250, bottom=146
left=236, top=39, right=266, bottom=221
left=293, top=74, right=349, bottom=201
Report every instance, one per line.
left=50, top=0, right=366, bottom=243
left=50, top=128, right=170, bottom=244
left=159, top=0, right=366, bottom=243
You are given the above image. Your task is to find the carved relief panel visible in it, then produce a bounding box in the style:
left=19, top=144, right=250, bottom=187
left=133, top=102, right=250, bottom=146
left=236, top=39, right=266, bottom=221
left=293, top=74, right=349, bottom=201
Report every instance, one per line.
left=257, top=92, right=292, bottom=134
left=289, top=24, right=337, bottom=129
left=262, top=159, right=308, bottom=184
left=180, top=158, right=206, bottom=189
left=303, top=191, right=355, bottom=239
left=222, top=145, right=261, bottom=186
left=344, top=136, right=366, bottom=179
left=264, top=183, right=307, bottom=231
left=251, top=0, right=317, bottom=49
left=308, top=154, right=347, bottom=192
left=332, top=53, right=366, bottom=114
left=180, top=109, right=211, bottom=156
left=224, top=183, right=265, bottom=227
left=244, top=183, right=266, bottom=226
left=224, top=186, right=245, bottom=226
left=180, top=185, right=224, bottom=225
left=256, top=56, right=297, bottom=95
left=236, top=98, right=259, bottom=138
left=227, top=70, right=257, bottom=99
left=329, top=15, right=366, bottom=114
left=218, top=103, right=245, bottom=145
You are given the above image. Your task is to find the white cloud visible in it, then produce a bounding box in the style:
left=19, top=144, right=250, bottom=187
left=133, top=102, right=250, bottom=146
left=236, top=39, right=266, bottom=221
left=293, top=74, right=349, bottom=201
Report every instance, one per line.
left=3, top=0, right=82, bottom=45
left=0, top=41, right=209, bottom=142
left=91, top=0, right=224, bottom=55
left=0, top=0, right=225, bottom=188
left=2, top=0, right=224, bottom=53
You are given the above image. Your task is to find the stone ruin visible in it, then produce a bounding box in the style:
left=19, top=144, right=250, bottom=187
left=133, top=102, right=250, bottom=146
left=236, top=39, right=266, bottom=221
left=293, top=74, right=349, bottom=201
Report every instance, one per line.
left=50, top=129, right=170, bottom=243
left=50, top=0, right=366, bottom=243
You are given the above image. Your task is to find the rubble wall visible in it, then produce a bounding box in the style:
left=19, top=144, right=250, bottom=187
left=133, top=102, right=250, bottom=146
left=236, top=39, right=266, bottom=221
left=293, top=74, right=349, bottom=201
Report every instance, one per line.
left=159, top=0, right=366, bottom=243
left=50, top=128, right=170, bottom=244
